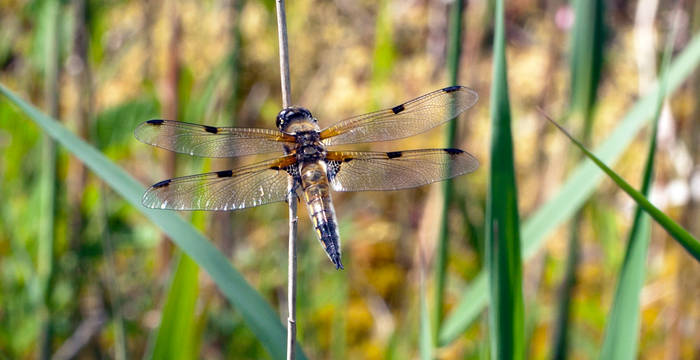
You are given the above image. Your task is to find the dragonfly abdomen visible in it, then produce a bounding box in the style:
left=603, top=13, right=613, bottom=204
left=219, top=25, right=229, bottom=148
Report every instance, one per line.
left=300, top=162, right=343, bottom=270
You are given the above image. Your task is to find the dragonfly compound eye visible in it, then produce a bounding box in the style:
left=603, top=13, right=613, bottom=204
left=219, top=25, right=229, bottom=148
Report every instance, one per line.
left=276, top=107, right=314, bottom=131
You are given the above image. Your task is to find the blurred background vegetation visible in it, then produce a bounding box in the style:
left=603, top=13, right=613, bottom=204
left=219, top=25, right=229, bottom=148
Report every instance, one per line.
left=1, top=0, right=700, bottom=359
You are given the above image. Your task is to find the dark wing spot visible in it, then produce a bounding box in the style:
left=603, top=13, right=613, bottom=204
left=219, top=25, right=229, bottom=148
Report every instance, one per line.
left=270, top=165, right=280, bottom=170
left=444, top=148, right=464, bottom=155
left=391, top=104, right=405, bottom=114
left=387, top=151, right=403, bottom=159
left=152, top=179, right=171, bottom=188
left=343, top=157, right=353, bottom=162
left=204, top=125, right=219, bottom=134
left=443, top=85, right=461, bottom=93
left=146, top=119, right=165, bottom=125
left=216, top=170, right=233, bottom=177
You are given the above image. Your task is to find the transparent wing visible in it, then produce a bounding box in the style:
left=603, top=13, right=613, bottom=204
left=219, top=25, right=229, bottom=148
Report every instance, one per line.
left=325, top=149, right=478, bottom=192
left=142, top=155, right=297, bottom=210
left=134, top=119, right=296, bottom=157
left=320, top=86, right=478, bottom=146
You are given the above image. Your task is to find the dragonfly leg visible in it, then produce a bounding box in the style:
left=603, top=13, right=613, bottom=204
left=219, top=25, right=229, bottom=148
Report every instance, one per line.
left=286, top=179, right=301, bottom=204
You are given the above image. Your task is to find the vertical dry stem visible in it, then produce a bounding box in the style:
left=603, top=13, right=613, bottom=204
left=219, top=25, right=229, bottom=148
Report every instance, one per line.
left=286, top=182, right=298, bottom=360
left=275, top=0, right=297, bottom=359
left=276, top=0, right=292, bottom=108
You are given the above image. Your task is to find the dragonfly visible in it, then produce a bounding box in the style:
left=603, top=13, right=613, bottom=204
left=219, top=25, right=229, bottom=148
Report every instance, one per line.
left=135, top=86, right=479, bottom=270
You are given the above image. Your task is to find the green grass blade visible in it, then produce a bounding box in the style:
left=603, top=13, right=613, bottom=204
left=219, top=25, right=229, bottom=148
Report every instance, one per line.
left=369, top=0, right=396, bottom=108
left=433, top=0, right=464, bottom=349
left=485, top=0, right=525, bottom=358
left=439, top=32, right=700, bottom=345
left=598, top=17, right=678, bottom=360
left=150, top=253, right=199, bottom=360
left=0, top=83, right=307, bottom=360
left=552, top=1, right=605, bottom=357
left=438, top=272, right=488, bottom=345
left=522, top=31, right=700, bottom=259
left=569, top=0, right=604, bottom=125
left=545, top=116, right=700, bottom=261
left=38, top=1, right=61, bottom=358
left=598, top=215, right=650, bottom=360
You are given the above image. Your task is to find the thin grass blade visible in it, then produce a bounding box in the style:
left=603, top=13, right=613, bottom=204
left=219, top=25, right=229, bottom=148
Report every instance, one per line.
left=544, top=115, right=700, bottom=261
left=599, top=13, right=678, bottom=359
left=552, top=1, right=605, bottom=357
left=0, top=83, right=307, bottom=360
left=433, top=0, right=465, bottom=350
left=38, top=1, right=61, bottom=358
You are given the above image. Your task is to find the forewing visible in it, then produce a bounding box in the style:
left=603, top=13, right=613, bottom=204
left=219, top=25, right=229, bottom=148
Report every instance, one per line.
left=320, top=86, right=478, bottom=146
left=326, top=149, right=478, bottom=192
left=134, top=119, right=295, bottom=157
left=143, top=155, right=297, bottom=210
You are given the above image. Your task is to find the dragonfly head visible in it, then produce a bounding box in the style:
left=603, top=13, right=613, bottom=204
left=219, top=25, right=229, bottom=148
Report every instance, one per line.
left=276, top=107, right=318, bottom=133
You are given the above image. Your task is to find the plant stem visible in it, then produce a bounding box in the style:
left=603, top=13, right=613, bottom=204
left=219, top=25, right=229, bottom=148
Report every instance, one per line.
left=39, top=1, right=61, bottom=358
left=275, top=0, right=297, bottom=359
left=276, top=0, right=292, bottom=109
left=286, top=181, right=298, bottom=360
left=433, top=0, right=464, bottom=348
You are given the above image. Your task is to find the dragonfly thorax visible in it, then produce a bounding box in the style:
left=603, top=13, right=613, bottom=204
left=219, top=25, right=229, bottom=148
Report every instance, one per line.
left=293, top=129, right=326, bottom=162
left=297, top=142, right=326, bottom=162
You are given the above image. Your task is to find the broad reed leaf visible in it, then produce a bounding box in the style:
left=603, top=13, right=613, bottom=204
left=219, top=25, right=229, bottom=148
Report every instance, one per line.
left=485, top=0, right=525, bottom=358
left=544, top=116, right=700, bottom=261
left=0, top=83, right=307, bottom=360
left=439, top=32, right=700, bottom=345
left=599, top=17, right=678, bottom=360
left=149, top=253, right=199, bottom=360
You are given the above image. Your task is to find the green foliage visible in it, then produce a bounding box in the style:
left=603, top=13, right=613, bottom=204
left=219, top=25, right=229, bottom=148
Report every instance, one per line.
left=432, top=0, right=465, bottom=351
left=0, top=83, right=307, bottom=360
left=149, top=253, right=200, bottom=360
left=95, top=98, right=159, bottom=150
left=598, top=18, right=678, bottom=360
left=440, top=31, right=700, bottom=344
left=553, top=1, right=606, bottom=357
left=370, top=0, right=396, bottom=108
left=545, top=118, right=700, bottom=260
left=3, top=1, right=700, bottom=358
left=485, top=0, right=524, bottom=358
left=569, top=0, right=605, bottom=124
